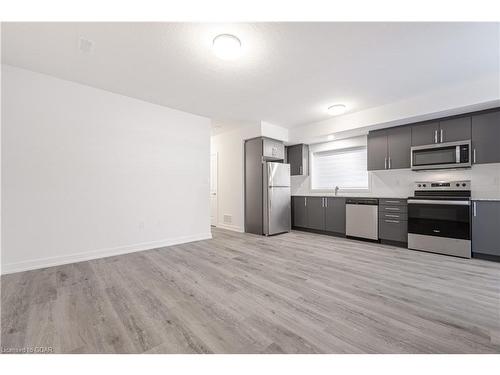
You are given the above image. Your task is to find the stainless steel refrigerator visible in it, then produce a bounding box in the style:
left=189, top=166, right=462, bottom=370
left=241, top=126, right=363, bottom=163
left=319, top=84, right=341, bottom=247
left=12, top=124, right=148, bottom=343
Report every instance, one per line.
left=244, top=137, right=291, bottom=236
left=263, top=162, right=291, bottom=235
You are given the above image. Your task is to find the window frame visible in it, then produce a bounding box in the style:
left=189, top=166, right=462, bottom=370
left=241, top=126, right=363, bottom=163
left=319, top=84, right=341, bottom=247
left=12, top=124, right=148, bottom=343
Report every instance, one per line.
left=309, top=146, right=371, bottom=193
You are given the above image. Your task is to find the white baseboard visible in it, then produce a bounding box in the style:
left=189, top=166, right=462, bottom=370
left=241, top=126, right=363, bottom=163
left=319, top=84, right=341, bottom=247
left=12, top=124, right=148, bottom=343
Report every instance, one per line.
left=1, top=232, right=212, bottom=275
left=215, top=223, right=244, bottom=233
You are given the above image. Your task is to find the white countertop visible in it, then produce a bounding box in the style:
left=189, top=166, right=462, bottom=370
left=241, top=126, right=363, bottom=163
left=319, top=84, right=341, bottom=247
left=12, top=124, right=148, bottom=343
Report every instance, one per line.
left=292, top=194, right=500, bottom=201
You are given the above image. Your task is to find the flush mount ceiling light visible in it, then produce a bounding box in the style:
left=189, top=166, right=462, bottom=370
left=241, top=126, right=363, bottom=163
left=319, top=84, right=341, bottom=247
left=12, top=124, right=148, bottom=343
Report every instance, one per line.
left=212, top=34, right=242, bottom=60
left=327, top=104, right=347, bottom=116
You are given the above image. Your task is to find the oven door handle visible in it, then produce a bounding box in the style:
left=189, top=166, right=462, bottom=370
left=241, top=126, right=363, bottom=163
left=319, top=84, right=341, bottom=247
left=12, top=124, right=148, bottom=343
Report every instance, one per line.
left=407, top=199, right=470, bottom=206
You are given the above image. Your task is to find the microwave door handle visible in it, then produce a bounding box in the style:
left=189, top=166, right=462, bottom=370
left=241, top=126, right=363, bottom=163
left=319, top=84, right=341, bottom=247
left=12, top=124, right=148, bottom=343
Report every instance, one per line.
left=434, top=130, right=438, bottom=143
left=456, top=146, right=460, bottom=163
left=440, top=129, right=443, bottom=143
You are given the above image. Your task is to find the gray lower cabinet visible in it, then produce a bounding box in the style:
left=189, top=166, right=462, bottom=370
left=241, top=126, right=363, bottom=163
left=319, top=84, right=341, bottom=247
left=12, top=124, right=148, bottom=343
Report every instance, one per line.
left=306, top=197, right=325, bottom=230
left=292, top=196, right=346, bottom=235
left=379, top=219, right=408, bottom=243
left=287, top=144, right=309, bottom=176
left=325, top=197, right=346, bottom=234
left=472, top=111, right=500, bottom=164
left=378, top=199, right=408, bottom=244
left=292, top=196, right=307, bottom=228
left=472, top=201, right=500, bottom=257
left=439, top=117, right=471, bottom=143
left=411, top=122, right=440, bottom=146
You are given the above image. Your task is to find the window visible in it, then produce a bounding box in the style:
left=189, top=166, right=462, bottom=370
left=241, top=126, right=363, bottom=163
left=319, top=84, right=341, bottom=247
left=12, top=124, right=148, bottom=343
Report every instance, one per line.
left=311, top=146, right=369, bottom=190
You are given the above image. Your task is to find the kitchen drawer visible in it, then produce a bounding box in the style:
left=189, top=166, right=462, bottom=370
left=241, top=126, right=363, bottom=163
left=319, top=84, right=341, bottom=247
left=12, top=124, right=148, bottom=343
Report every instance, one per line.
left=379, top=205, right=407, bottom=213
left=379, top=218, right=408, bottom=243
left=379, top=198, right=407, bottom=206
left=379, top=211, right=408, bottom=221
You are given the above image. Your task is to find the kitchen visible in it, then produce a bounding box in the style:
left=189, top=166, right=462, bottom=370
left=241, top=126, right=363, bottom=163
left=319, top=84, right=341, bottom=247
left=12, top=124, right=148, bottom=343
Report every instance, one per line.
left=242, top=107, right=500, bottom=261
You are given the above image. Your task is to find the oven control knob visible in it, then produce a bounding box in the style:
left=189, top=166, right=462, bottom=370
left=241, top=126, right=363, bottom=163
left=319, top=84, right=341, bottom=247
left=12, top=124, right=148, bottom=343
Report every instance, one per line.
left=423, top=184, right=426, bottom=187
left=456, top=183, right=460, bottom=187
left=418, top=184, right=421, bottom=187
left=462, top=183, right=466, bottom=187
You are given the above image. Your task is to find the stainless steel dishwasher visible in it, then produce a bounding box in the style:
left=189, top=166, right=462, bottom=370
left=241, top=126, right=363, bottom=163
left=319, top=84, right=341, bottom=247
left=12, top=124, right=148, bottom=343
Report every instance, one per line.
left=345, top=198, right=379, bottom=240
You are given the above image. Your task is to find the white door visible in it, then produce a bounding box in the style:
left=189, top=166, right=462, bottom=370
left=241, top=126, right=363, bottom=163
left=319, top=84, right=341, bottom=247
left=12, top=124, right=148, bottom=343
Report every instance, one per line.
left=210, top=153, right=218, bottom=226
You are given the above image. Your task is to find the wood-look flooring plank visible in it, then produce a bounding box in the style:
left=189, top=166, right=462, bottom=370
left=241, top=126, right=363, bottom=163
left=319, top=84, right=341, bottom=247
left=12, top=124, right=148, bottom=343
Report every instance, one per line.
left=2, top=227, right=499, bottom=353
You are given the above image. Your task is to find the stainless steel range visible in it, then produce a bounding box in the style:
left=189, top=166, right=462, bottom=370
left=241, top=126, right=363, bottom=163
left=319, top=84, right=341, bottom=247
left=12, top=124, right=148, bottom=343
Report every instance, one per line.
left=407, top=180, right=471, bottom=258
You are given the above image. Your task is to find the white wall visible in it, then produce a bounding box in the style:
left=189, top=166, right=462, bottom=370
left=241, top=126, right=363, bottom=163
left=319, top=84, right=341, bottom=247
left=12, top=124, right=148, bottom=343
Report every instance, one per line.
left=1, top=65, right=211, bottom=274
left=210, top=123, right=261, bottom=232
left=289, top=74, right=500, bottom=145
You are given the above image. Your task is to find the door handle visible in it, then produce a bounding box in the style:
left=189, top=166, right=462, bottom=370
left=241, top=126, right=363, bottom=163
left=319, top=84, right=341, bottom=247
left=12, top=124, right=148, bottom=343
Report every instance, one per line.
left=433, top=229, right=441, bottom=233
left=440, top=129, right=443, bottom=143
left=473, top=148, right=476, bottom=164
left=434, top=130, right=438, bottom=143
left=325, top=198, right=328, bottom=208
left=299, top=165, right=302, bottom=174
left=385, top=220, right=400, bottom=223
left=304, top=197, right=307, bottom=207
left=384, top=157, right=387, bottom=169
left=388, top=157, right=391, bottom=169
left=473, top=201, right=477, bottom=217
left=385, top=207, right=400, bottom=211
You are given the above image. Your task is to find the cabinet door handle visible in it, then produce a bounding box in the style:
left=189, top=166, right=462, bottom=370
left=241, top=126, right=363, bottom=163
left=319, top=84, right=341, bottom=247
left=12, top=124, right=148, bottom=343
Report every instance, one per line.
left=440, top=129, right=443, bottom=143
left=434, top=130, right=438, bottom=143
left=473, top=201, right=477, bottom=217
left=388, top=157, right=391, bottom=169
left=325, top=198, right=328, bottom=208
left=385, top=200, right=400, bottom=203
left=321, top=198, right=324, bottom=207
left=473, top=148, right=476, bottom=164
left=304, top=197, right=307, bottom=207
left=385, top=220, right=400, bottom=223
left=385, top=207, right=400, bottom=211
left=384, top=157, right=387, bottom=169
left=385, top=214, right=400, bottom=218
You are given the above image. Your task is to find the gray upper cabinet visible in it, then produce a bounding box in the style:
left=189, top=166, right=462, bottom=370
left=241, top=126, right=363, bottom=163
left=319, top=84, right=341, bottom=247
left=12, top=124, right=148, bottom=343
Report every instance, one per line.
left=411, top=122, right=439, bottom=146
left=325, top=197, right=346, bottom=234
left=439, top=117, right=471, bottom=143
left=368, top=126, right=411, bottom=170
left=287, top=144, right=309, bottom=176
left=387, top=126, right=411, bottom=169
left=262, top=138, right=285, bottom=160
left=411, top=118, right=471, bottom=146
left=367, top=130, right=388, bottom=171
left=472, top=201, right=500, bottom=257
left=292, top=196, right=307, bottom=227
left=306, top=197, right=325, bottom=230
left=471, top=111, right=500, bottom=164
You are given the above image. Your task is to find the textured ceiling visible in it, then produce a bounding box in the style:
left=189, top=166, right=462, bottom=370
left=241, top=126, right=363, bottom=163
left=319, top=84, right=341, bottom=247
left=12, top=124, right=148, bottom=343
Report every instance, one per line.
left=2, top=22, right=499, bottom=128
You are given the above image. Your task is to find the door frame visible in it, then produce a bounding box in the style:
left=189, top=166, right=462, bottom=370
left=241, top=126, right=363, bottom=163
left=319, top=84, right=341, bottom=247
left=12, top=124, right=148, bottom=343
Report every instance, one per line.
left=210, top=152, right=218, bottom=226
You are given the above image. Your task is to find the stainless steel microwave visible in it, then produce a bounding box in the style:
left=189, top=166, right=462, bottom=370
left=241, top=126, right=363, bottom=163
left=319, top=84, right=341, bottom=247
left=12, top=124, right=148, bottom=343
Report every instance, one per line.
left=411, top=140, right=471, bottom=170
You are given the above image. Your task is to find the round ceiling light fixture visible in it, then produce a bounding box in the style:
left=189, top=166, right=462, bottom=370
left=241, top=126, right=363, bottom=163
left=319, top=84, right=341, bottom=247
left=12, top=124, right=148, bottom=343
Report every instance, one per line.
left=212, top=34, right=242, bottom=60
left=327, top=104, right=347, bottom=116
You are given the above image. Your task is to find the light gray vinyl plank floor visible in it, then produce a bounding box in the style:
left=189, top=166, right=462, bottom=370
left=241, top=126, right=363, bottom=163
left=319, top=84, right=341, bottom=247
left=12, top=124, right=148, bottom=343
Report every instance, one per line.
left=2, top=227, right=500, bottom=353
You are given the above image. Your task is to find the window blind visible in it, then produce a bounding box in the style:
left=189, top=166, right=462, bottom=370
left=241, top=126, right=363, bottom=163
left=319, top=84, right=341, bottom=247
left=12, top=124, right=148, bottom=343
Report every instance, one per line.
left=311, top=146, right=368, bottom=190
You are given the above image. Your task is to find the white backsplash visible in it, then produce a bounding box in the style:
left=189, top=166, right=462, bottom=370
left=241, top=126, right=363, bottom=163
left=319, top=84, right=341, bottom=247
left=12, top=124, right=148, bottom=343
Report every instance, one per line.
left=291, top=163, right=500, bottom=199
